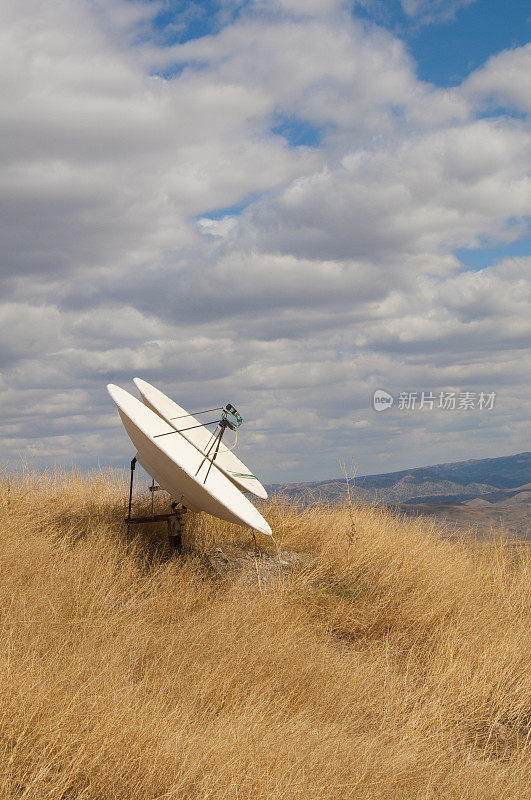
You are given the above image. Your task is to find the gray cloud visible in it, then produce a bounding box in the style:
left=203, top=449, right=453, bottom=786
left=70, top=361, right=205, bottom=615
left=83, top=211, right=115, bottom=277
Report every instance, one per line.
left=0, top=0, right=529, bottom=481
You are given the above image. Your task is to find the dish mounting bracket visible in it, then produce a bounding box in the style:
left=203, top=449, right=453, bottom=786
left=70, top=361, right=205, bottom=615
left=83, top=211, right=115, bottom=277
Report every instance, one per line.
left=125, top=456, right=188, bottom=552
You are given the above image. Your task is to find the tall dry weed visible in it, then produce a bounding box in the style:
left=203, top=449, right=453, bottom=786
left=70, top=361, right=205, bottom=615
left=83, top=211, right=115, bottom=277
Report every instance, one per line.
left=0, top=470, right=529, bottom=799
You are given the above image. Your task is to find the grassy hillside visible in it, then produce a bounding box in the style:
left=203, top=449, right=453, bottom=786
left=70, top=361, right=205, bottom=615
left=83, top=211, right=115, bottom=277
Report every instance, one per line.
left=0, top=470, right=529, bottom=799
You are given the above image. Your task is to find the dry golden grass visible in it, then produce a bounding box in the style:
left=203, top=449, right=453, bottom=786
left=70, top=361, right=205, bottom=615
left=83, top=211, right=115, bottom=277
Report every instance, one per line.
left=0, top=468, right=529, bottom=799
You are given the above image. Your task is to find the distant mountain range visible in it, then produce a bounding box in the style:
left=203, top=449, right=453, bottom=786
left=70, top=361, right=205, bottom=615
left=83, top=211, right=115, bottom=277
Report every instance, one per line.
left=267, top=452, right=531, bottom=539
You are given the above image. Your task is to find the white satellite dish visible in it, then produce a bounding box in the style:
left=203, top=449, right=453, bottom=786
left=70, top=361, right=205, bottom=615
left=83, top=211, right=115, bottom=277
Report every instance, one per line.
left=133, top=377, right=268, bottom=499
left=107, top=384, right=271, bottom=536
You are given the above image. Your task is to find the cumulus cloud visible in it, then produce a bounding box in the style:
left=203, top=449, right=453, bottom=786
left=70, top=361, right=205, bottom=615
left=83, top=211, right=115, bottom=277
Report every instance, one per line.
left=463, top=43, right=531, bottom=113
left=0, top=0, right=529, bottom=480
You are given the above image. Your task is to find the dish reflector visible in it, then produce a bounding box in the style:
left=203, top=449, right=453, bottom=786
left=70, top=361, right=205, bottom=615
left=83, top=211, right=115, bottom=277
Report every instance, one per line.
left=133, top=378, right=268, bottom=499
left=107, top=384, right=271, bottom=536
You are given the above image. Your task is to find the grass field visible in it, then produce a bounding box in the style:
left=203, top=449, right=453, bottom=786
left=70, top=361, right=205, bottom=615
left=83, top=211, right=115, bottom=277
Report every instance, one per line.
left=0, top=469, right=529, bottom=799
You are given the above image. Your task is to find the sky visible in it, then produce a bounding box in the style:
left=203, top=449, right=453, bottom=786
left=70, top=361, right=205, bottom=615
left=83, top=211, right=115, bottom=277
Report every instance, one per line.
left=1, top=0, right=530, bottom=483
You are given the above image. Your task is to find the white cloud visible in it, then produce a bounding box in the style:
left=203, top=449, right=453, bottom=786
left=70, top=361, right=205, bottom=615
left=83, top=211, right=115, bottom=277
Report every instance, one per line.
left=0, top=0, right=529, bottom=479
left=233, top=118, right=530, bottom=267
left=463, top=43, right=531, bottom=114
left=252, top=0, right=345, bottom=16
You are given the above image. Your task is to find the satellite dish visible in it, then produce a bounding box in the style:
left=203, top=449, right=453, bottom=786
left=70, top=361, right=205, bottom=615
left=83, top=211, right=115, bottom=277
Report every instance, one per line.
left=107, top=384, right=271, bottom=536
left=133, top=377, right=268, bottom=499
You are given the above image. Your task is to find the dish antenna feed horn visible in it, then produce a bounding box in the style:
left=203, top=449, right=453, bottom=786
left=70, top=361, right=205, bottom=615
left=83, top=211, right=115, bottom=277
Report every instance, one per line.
left=221, top=403, right=243, bottom=431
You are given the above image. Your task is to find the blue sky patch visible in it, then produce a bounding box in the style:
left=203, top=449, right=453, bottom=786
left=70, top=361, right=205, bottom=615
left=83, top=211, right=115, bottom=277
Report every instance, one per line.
left=197, top=195, right=258, bottom=221
left=149, top=0, right=227, bottom=45
left=271, top=115, right=325, bottom=148
left=354, top=0, right=531, bottom=87
left=456, top=234, right=531, bottom=270
left=409, top=0, right=531, bottom=86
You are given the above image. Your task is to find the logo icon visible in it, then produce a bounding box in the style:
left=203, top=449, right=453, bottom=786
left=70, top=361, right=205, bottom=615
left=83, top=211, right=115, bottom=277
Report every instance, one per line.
left=373, top=389, right=394, bottom=411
